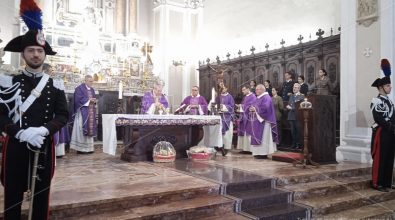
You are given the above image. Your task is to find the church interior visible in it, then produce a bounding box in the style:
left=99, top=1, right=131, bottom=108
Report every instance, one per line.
left=0, top=0, right=395, bottom=219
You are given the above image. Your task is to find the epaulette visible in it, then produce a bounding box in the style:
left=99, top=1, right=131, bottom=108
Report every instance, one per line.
left=0, top=73, right=13, bottom=88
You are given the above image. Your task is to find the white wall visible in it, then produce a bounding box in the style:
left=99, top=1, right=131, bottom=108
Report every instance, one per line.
left=0, top=0, right=20, bottom=66
left=199, top=0, right=341, bottom=59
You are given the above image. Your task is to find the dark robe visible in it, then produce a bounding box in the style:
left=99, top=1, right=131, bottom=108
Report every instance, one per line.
left=281, top=80, right=294, bottom=101
left=300, top=83, right=308, bottom=96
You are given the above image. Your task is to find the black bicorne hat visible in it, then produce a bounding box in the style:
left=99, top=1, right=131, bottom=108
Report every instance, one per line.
left=4, top=29, right=56, bottom=55
left=4, top=0, right=56, bottom=56
left=371, top=59, right=391, bottom=87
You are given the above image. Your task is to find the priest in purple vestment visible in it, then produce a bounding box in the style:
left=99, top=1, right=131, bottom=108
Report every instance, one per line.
left=176, top=86, right=208, bottom=115
left=70, top=75, right=97, bottom=154
left=236, top=85, right=257, bottom=152
left=249, top=84, right=278, bottom=159
left=213, top=85, right=235, bottom=156
left=141, top=82, right=169, bottom=114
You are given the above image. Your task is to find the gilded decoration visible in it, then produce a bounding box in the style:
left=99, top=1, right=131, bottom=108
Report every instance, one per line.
left=38, top=0, right=156, bottom=94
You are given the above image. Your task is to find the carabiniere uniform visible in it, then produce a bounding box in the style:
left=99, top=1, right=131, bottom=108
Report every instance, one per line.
left=370, top=94, right=395, bottom=189
left=0, top=70, right=69, bottom=219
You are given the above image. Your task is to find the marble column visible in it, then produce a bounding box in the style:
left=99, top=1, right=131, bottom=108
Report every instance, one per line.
left=337, top=0, right=395, bottom=163
left=115, top=0, right=126, bottom=34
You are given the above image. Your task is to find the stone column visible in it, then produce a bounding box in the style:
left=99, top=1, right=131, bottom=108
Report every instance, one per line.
left=337, top=0, right=395, bottom=163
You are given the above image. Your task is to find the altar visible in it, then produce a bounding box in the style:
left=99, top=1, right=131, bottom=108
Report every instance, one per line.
left=102, top=114, right=223, bottom=161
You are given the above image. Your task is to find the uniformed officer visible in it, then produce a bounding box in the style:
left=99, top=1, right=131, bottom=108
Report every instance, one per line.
left=0, top=2, right=68, bottom=219
left=370, top=59, right=395, bottom=192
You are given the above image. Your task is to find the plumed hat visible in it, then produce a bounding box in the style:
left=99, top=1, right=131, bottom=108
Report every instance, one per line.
left=371, top=59, right=391, bottom=87
left=4, top=0, right=56, bottom=55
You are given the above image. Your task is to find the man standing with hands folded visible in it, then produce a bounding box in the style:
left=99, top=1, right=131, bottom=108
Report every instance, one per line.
left=70, top=75, right=98, bottom=154
left=0, top=1, right=68, bottom=218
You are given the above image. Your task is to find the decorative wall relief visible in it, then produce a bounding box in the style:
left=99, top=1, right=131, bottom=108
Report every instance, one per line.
left=357, top=0, right=379, bottom=27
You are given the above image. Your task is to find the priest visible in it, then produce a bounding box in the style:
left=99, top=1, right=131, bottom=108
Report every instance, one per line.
left=236, top=85, right=256, bottom=152
left=70, top=75, right=97, bottom=154
left=213, top=84, right=235, bottom=156
left=176, top=86, right=208, bottom=115
left=249, top=84, right=278, bottom=158
left=141, top=81, right=169, bottom=114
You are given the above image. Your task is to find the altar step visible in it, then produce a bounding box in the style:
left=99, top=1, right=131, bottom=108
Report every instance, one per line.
left=162, top=160, right=310, bottom=220
left=61, top=194, right=236, bottom=220
left=226, top=180, right=309, bottom=220
left=275, top=166, right=395, bottom=219
left=16, top=184, right=238, bottom=220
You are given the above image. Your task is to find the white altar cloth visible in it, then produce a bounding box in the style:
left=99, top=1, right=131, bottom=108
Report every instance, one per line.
left=102, top=114, right=223, bottom=155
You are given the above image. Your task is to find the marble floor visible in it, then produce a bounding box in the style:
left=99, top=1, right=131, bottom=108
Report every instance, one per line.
left=0, top=148, right=375, bottom=219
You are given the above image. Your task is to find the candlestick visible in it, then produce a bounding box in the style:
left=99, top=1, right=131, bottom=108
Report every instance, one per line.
left=211, top=87, right=215, bottom=103
left=145, top=42, right=148, bottom=61
left=118, top=81, right=123, bottom=99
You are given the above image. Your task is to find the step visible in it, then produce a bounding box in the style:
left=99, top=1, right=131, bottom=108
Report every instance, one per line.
left=60, top=195, right=234, bottom=220
left=225, top=179, right=273, bottom=194
left=321, top=199, right=395, bottom=220
left=242, top=203, right=309, bottom=220
left=200, top=213, right=252, bottom=220
left=276, top=167, right=371, bottom=186
left=47, top=185, right=220, bottom=219
left=297, top=188, right=395, bottom=216
left=279, top=174, right=371, bottom=200
left=228, top=188, right=291, bottom=211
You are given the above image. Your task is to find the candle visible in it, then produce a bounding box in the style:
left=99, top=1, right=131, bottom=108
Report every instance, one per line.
left=211, top=87, right=215, bottom=103
left=145, top=42, right=148, bottom=61
left=118, top=81, right=123, bottom=99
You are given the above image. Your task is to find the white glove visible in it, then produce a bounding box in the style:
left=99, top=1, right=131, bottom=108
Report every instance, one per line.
left=27, top=135, right=45, bottom=148
left=32, top=126, right=49, bottom=136
left=16, top=127, right=48, bottom=148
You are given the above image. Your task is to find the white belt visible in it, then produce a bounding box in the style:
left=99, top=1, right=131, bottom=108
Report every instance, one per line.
left=13, top=73, right=50, bottom=123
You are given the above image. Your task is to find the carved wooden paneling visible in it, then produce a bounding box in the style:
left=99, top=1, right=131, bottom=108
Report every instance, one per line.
left=198, top=35, right=340, bottom=101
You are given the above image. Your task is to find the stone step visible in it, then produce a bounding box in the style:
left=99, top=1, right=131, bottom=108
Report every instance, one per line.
left=225, top=179, right=273, bottom=194
left=321, top=199, right=395, bottom=220
left=280, top=174, right=371, bottom=200
left=242, top=203, right=309, bottom=220
left=61, top=195, right=235, bottom=220
left=47, top=185, right=220, bottom=219
left=199, top=213, right=252, bottom=220
left=297, top=188, right=395, bottom=216
left=228, top=188, right=291, bottom=211
left=276, top=167, right=371, bottom=186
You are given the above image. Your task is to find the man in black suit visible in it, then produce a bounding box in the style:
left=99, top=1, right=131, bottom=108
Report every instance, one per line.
left=286, top=83, right=304, bottom=149
left=281, top=72, right=294, bottom=101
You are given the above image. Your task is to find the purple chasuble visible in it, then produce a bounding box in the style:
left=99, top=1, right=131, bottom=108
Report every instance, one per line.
left=141, top=91, right=169, bottom=114
left=238, top=93, right=257, bottom=136
left=250, top=92, right=278, bottom=145
left=216, top=93, right=235, bottom=135
left=179, top=95, right=208, bottom=115
left=74, top=83, right=97, bottom=137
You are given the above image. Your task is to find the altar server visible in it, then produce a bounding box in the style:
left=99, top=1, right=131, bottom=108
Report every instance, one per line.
left=236, top=85, right=256, bottom=152
left=214, top=85, right=235, bottom=156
